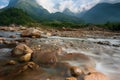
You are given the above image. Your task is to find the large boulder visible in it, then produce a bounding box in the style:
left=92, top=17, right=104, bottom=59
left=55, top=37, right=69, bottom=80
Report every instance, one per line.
left=84, top=72, right=110, bottom=80
left=33, top=51, right=58, bottom=66
left=21, top=28, right=41, bottom=38
left=11, top=44, right=33, bottom=62
left=12, top=43, right=33, bottom=56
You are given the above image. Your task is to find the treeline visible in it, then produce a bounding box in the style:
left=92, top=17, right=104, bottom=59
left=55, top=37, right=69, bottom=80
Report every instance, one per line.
left=0, top=8, right=120, bottom=31
left=0, top=8, right=35, bottom=26
left=102, top=22, right=120, bottom=31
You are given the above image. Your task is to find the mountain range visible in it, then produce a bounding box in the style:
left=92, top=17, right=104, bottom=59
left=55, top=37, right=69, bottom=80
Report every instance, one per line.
left=1, top=0, right=120, bottom=24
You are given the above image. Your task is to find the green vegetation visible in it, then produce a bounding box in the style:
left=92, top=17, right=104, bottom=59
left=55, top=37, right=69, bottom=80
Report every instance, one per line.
left=0, top=8, right=120, bottom=31
left=0, top=8, right=35, bottom=26
left=98, top=22, right=120, bottom=31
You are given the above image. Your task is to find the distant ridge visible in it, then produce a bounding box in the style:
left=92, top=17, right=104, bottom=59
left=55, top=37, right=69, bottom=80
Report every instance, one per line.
left=81, top=3, right=120, bottom=24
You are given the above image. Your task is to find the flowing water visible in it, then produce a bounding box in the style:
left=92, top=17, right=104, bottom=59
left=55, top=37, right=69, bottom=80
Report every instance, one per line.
left=0, top=31, right=120, bottom=80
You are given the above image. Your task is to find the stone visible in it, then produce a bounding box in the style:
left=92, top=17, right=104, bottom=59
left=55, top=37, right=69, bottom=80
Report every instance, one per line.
left=10, top=35, right=16, bottom=38
left=7, top=60, right=17, bottom=65
left=33, top=51, right=57, bottom=66
left=18, top=62, right=40, bottom=73
left=20, top=53, right=32, bottom=62
left=70, top=66, right=83, bottom=77
left=21, top=28, right=41, bottom=38
left=0, top=37, right=5, bottom=40
left=11, top=43, right=33, bottom=56
left=65, top=77, right=77, bottom=80
left=84, top=72, right=110, bottom=80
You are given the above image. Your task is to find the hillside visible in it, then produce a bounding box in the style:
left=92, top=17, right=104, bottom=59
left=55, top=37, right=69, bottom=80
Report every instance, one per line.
left=5, top=0, right=82, bottom=23
left=0, top=8, right=35, bottom=25
left=81, top=3, right=120, bottom=24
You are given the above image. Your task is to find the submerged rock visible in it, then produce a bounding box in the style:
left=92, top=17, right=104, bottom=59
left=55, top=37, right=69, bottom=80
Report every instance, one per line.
left=7, top=60, right=17, bottom=65
left=84, top=72, right=110, bottom=80
left=65, top=77, right=77, bottom=80
left=70, top=66, right=83, bottom=77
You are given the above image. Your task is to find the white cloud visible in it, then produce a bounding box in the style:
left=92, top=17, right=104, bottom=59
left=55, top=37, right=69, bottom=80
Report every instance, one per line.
left=0, top=5, right=6, bottom=9
left=36, top=0, right=104, bottom=13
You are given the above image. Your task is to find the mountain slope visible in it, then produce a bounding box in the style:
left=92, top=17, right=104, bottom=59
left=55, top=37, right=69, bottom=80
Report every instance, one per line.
left=7, top=0, right=50, bottom=20
left=5, top=0, right=82, bottom=23
left=81, top=3, right=120, bottom=24
left=0, top=8, right=35, bottom=25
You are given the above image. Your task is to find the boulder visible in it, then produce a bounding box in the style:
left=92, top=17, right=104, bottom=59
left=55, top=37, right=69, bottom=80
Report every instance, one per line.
left=84, top=72, right=110, bottom=80
left=21, top=28, right=41, bottom=38
left=11, top=43, right=33, bottom=56
left=11, top=44, right=33, bottom=62
left=33, top=51, right=57, bottom=66
left=65, top=77, right=77, bottom=80
left=70, top=66, right=83, bottom=77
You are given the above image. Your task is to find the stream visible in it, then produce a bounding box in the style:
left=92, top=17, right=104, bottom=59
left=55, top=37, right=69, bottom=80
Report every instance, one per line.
left=0, top=31, right=120, bottom=80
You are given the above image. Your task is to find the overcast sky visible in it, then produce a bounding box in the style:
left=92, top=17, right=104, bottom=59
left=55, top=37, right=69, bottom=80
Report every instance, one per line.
left=0, top=0, right=120, bottom=13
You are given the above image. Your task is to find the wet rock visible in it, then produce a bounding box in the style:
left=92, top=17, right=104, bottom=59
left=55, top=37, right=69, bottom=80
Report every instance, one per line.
left=11, top=43, right=33, bottom=56
left=84, top=72, right=110, bottom=80
left=41, top=32, right=52, bottom=38
left=0, top=37, right=5, bottom=40
left=65, top=77, right=77, bottom=80
left=20, top=53, right=32, bottom=62
left=21, top=28, right=41, bottom=38
left=7, top=60, right=17, bottom=65
left=96, top=41, right=110, bottom=45
left=9, top=35, right=16, bottom=38
left=33, top=51, right=58, bottom=66
left=70, top=66, right=83, bottom=77
left=11, top=44, right=33, bottom=62
left=18, top=62, right=40, bottom=73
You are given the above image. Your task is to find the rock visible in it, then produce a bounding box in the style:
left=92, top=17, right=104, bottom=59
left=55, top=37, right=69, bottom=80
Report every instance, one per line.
left=20, top=53, right=32, bottom=62
left=65, top=77, right=77, bottom=80
left=9, top=35, right=16, bottom=38
left=21, top=28, right=41, bottom=38
left=96, top=41, right=110, bottom=45
left=33, top=51, right=57, bottom=66
left=41, top=32, right=51, bottom=38
left=11, top=43, right=33, bottom=56
left=70, top=66, right=83, bottom=77
left=7, top=60, right=17, bottom=65
left=18, top=62, right=40, bottom=73
left=84, top=72, right=110, bottom=80
left=11, top=44, right=33, bottom=62
left=0, top=37, right=5, bottom=40
left=20, top=26, right=26, bottom=30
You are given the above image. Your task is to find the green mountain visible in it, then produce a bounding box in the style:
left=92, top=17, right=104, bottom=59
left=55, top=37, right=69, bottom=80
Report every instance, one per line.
left=7, top=0, right=50, bottom=21
left=0, top=8, right=35, bottom=25
left=81, top=3, right=120, bottom=24
left=5, top=0, right=82, bottom=23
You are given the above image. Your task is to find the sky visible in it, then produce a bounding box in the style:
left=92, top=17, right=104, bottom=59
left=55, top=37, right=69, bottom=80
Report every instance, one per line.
left=0, top=0, right=120, bottom=13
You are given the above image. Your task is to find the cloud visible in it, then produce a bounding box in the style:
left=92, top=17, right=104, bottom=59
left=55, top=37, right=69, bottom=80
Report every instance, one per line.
left=36, top=0, right=101, bottom=13
left=0, top=5, right=5, bottom=8
left=0, top=0, right=120, bottom=12
left=0, top=0, right=9, bottom=9
left=36, top=0, right=120, bottom=13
